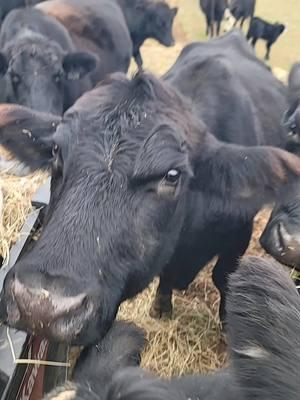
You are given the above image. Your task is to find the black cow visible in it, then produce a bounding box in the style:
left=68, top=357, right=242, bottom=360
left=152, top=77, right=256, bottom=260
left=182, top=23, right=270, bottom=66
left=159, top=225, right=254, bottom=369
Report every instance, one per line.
left=282, top=63, right=300, bottom=156
left=246, top=17, right=286, bottom=60
left=260, top=182, right=300, bottom=273
left=149, top=30, right=290, bottom=321
left=117, top=0, right=177, bottom=69
left=44, top=257, right=300, bottom=400
left=230, top=0, right=255, bottom=28
left=35, top=0, right=133, bottom=84
left=199, top=0, right=228, bottom=37
left=0, top=8, right=97, bottom=115
left=0, top=0, right=45, bottom=22
left=0, top=66, right=299, bottom=345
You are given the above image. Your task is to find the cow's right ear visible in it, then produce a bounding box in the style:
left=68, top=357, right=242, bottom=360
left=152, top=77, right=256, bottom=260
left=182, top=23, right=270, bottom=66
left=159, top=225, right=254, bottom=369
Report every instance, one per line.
left=0, top=104, right=61, bottom=171
left=0, top=53, right=8, bottom=76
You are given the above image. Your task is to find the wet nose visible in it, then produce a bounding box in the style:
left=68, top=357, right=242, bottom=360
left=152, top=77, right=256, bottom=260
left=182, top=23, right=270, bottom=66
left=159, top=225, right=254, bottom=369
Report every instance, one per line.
left=4, top=270, right=88, bottom=333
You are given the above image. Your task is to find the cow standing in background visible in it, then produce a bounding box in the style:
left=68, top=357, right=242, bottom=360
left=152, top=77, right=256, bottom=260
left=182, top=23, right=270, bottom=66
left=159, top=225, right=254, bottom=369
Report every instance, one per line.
left=117, top=0, right=177, bottom=69
left=44, top=257, right=300, bottom=400
left=35, top=0, right=133, bottom=85
left=0, top=7, right=98, bottom=115
left=230, top=0, right=255, bottom=28
left=199, top=0, right=228, bottom=37
left=247, top=17, right=286, bottom=60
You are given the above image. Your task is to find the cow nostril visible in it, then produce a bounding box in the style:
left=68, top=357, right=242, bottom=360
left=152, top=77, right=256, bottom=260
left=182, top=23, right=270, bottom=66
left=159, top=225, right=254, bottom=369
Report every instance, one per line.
left=10, top=277, right=88, bottom=324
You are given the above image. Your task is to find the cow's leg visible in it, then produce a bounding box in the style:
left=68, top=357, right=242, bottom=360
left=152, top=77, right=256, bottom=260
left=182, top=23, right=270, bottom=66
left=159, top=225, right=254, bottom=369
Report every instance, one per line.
left=210, top=21, right=214, bottom=37
left=205, top=16, right=211, bottom=36
left=149, top=276, right=173, bottom=319
left=212, top=221, right=253, bottom=325
left=240, top=17, right=246, bottom=28
left=251, top=37, right=258, bottom=48
left=133, top=49, right=143, bottom=70
left=216, top=20, right=221, bottom=36
left=265, top=43, right=272, bottom=60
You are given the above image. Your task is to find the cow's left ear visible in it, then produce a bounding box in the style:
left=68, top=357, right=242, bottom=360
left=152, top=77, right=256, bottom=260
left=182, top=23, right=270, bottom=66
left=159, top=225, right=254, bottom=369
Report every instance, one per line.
left=0, top=52, right=8, bottom=76
left=172, top=7, right=178, bottom=16
left=63, top=52, right=98, bottom=81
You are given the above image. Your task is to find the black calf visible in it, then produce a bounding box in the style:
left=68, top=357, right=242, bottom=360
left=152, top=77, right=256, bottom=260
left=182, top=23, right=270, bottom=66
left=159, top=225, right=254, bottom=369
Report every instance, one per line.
left=247, top=17, right=285, bottom=60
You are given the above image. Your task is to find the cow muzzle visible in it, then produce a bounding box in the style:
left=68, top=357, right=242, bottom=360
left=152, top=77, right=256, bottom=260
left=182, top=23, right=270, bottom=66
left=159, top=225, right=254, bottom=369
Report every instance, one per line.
left=1, top=272, right=94, bottom=342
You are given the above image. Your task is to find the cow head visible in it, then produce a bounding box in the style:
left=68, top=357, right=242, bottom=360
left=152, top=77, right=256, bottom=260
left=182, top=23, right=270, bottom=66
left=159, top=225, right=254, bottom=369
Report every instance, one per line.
left=260, top=185, right=300, bottom=270
left=0, top=34, right=97, bottom=115
left=146, top=2, right=177, bottom=47
left=1, top=72, right=300, bottom=345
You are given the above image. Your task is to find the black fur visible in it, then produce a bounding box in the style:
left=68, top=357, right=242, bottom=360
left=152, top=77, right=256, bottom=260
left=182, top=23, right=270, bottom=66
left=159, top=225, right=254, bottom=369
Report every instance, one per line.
left=199, top=0, right=228, bottom=37
left=0, top=71, right=300, bottom=345
left=117, top=0, right=177, bottom=69
left=0, top=7, right=97, bottom=114
left=260, top=182, right=300, bottom=271
left=230, top=0, right=256, bottom=28
left=282, top=63, right=300, bottom=156
left=44, top=257, right=300, bottom=400
left=36, top=0, right=133, bottom=85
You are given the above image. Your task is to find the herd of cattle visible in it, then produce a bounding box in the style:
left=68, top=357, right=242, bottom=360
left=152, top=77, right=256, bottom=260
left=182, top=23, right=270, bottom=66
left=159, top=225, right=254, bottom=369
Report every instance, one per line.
left=200, top=0, right=286, bottom=60
left=0, top=0, right=299, bottom=399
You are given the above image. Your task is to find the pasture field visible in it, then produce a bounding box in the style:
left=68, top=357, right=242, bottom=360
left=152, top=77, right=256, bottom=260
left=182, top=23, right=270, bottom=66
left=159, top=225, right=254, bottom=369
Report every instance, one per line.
left=1, top=0, right=300, bottom=379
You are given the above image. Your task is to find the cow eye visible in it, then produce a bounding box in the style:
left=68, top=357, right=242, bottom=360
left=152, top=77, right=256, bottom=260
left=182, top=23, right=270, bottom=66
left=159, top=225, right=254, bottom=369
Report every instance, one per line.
left=164, top=169, right=181, bottom=185
left=52, top=144, right=59, bottom=158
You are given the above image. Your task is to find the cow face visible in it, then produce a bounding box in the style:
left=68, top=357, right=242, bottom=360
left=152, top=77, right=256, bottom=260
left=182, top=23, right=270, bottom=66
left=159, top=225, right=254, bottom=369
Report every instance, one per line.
left=1, top=73, right=300, bottom=345
left=260, top=187, right=300, bottom=270
left=0, top=35, right=97, bottom=115
left=0, top=74, right=196, bottom=344
left=146, top=3, right=177, bottom=47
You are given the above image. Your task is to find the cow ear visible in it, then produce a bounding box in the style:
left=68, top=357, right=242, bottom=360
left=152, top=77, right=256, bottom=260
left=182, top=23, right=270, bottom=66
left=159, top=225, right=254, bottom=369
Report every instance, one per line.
left=0, top=104, right=61, bottom=171
left=0, top=53, right=8, bottom=76
left=172, top=7, right=178, bottom=16
left=194, top=134, right=300, bottom=214
left=63, top=52, right=98, bottom=81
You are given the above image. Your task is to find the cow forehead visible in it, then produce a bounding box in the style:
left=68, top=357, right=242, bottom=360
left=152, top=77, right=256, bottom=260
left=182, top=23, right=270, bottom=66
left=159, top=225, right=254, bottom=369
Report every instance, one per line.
left=8, top=38, right=62, bottom=67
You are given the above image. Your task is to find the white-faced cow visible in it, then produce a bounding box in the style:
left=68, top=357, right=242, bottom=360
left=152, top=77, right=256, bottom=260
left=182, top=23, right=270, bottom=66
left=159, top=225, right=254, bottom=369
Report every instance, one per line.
left=35, top=0, right=133, bottom=85
left=44, top=257, right=300, bottom=400
left=0, top=66, right=299, bottom=345
left=0, top=7, right=98, bottom=115
left=116, top=0, right=178, bottom=69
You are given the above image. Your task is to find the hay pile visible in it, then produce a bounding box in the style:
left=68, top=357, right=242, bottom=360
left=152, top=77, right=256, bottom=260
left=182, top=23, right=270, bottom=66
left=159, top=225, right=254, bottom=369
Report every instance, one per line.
left=0, top=147, right=47, bottom=263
